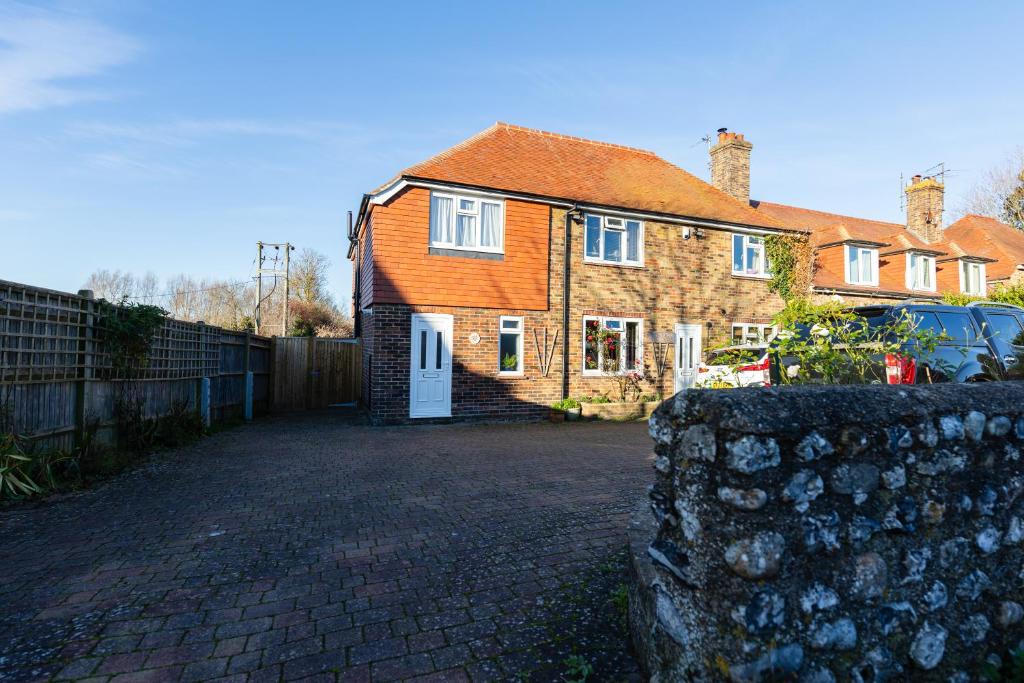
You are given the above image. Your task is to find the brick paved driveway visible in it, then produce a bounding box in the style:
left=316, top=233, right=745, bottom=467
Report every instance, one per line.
left=0, top=416, right=653, bottom=682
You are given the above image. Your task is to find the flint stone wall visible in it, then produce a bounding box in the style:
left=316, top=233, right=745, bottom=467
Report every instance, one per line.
left=629, top=383, right=1024, bottom=681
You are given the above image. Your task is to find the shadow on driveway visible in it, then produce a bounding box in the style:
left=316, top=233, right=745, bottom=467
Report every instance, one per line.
left=0, top=416, right=654, bottom=682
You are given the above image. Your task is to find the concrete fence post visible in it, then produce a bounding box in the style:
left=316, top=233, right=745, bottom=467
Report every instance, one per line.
left=200, top=377, right=211, bottom=428
left=244, top=371, right=253, bottom=422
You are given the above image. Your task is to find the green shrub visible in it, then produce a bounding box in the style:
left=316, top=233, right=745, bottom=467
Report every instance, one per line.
left=551, top=398, right=581, bottom=411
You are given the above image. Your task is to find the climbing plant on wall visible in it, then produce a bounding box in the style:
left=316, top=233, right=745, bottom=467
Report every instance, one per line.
left=765, top=234, right=814, bottom=302
left=96, top=298, right=167, bottom=378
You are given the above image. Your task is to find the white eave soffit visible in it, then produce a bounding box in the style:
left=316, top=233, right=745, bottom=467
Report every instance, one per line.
left=369, top=178, right=792, bottom=236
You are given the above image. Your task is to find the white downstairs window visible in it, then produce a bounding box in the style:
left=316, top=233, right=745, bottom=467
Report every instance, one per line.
left=731, top=323, right=777, bottom=344
left=845, top=245, right=879, bottom=286
left=583, top=316, right=643, bottom=375
left=498, top=316, right=523, bottom=374
left=906, top=252, right=936, bottom=291
left=584, top=214, right=643, bottom=266
left=429, top=191, right=504, bottom=253
left=962, top=260, right=987, bottom=295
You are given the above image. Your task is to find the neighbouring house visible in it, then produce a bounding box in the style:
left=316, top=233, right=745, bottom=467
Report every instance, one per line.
left=349, top=123, right=1024, bottom=423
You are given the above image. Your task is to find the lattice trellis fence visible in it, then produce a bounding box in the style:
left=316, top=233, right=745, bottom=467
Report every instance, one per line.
left=0, top=279, right=271, bottom=448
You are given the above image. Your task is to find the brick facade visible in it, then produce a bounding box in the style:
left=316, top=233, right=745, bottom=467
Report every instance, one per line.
left=710, top=131, right=753, bottom=203
left=360, top=190, right=783, bottom=424
left=905, top=176, right=945, bottom=244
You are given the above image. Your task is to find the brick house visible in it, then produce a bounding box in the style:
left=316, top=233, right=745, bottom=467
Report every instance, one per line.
left=349, top=123, right=1024, bottom=423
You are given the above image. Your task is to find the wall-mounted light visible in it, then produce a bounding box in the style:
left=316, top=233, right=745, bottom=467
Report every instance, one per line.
left=682, top=226, right=692, bottom=240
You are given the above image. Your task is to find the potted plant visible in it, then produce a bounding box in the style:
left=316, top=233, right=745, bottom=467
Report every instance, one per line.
left=502, top=353, right=518, bottom=372
left=549, top=400, right=566, bottom=423
left=560, top=398, right=582, bottom=421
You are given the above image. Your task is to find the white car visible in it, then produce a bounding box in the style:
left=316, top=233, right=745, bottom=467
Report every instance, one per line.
left=696, top=345, right=771, bottom=388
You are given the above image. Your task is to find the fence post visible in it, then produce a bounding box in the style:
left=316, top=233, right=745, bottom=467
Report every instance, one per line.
left=74, top=290, right=95, bottom=446
left=306, top=336, right=316, bottom=410
left=200, top=377, right=211, bottom=427
left=243, top=330, right=253, bottom=421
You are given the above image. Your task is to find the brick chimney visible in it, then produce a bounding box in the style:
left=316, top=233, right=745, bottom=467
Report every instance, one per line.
left=710, top=129, right=753, bottom=203
left=905, top=174, right=944, bottom=243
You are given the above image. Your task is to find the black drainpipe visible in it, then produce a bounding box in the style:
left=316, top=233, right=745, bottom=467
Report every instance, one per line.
left=562, top=205, right=581, bottom=399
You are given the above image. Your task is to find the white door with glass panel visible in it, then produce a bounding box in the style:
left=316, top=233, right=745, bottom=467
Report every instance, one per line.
left=674, top=323, right=703, bottom=393
left=409, top=314, right=453, bottom=418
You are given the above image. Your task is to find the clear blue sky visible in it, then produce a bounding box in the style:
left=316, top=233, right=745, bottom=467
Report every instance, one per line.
left=3, top=0, right=1023, bottom=307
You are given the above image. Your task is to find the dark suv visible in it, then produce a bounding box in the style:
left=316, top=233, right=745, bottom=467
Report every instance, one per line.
left=771, top=300, right=1024, bottom=384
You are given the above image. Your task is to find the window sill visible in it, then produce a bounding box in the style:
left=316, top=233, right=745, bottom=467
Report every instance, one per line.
left=731, top=272, right=772, bottom=281
left=582, top=371, right=645, bottom=378
left=583, top=258, right=645, bottom=269
left=845, top=281, right=879, bottom=288
left=428, top=246, right=504, bottom=261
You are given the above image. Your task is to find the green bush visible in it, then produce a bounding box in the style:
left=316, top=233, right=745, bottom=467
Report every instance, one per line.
left=551, top=398, right=581, bottom=411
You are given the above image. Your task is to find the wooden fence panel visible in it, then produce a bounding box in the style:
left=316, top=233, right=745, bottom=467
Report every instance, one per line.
left=271, top=338, right=360, bottom=411
left=0, top=278, right=274, bottom=447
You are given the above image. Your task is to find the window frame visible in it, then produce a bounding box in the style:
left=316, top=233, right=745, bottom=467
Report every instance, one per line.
left=731, top=323, right=778, bottom=344
left=582, top=315, right=644, bottom=376
left=497, top=316, right=524, bottom=376
left=731, top=234, right=771, bottom=278
left=905, top=252, right=937, bottom=292
left=429, top=190, right=505, bottom=254
left=960, top=260, right=987, bottom=296
left=583, top=214, right=644, bottom=267
left=844, top=244, right=879, bottom=286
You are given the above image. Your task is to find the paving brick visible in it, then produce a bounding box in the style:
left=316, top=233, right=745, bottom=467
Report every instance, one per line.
left=371, top=653, right=434, bottom=681
left=0, top=421, right=647, bottom=682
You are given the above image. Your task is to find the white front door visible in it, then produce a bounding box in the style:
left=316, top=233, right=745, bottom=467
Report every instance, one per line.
left=409, top=314, right=453, bottom=418
left=674, top=323, right=703, bottom=393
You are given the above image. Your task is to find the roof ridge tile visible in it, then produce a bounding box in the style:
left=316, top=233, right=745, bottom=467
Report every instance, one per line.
left=493, top=122, right=658, bottom=156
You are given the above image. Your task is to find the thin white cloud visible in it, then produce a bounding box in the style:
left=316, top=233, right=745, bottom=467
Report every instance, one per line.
left=0, top=2, right=140, bottom=114
left=67, top=119, right=371, bottom=146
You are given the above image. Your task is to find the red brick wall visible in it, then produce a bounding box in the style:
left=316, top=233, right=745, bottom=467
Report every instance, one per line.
left=363, top=201, right=787, bottom=423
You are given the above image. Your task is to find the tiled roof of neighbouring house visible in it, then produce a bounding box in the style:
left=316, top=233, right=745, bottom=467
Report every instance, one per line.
left=389, top=122, right=785, bottom=229
left=944, top=214, right=1024, bottom=281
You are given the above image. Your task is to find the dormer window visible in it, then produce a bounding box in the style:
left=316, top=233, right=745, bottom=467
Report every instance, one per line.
left=906, top=252, right=936, bottom=292
left=429, top=191, right=504, bottom=253
left=845, top=245, right=878, bottom=286
left=961, top=261, right=987, bottom=295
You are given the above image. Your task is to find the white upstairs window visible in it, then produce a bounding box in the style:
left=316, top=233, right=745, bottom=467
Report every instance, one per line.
left=906, top=252, right=936, bottom=291
left=961, top=261, right=987, bottom=295
left=584, top=214, right=643, bottom=266
left=845, top=245, right=879, bottom=286
left=429, top=191, right=504, bottom=253
left=731, top=234, right=770, bottom=277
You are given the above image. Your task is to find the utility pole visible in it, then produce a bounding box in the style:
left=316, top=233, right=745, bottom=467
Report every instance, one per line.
left=255, top=241, right=294, bottom=337
left=255, top=241, right=263, bottom=335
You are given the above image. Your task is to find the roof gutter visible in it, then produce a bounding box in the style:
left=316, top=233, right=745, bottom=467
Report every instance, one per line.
left=369, top=177, right=803, bottom=236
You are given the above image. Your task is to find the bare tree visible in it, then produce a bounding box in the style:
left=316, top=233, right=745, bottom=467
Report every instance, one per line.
left=953, top=147, right=1024, bottom=229
left=289, top=248, right=332, bottom=305
left=83, top=269, right=138, bottom=302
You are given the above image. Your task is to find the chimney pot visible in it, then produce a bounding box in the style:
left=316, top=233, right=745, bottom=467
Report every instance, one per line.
left=912, top=174, right=922, bottom=184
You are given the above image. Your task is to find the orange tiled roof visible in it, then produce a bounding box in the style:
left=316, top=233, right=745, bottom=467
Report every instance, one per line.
left=944, top=214, right=1024, bottom=281
left=749, top=201, right=954, bottom=301
left=750, top=201, right=939, bottom=251
left=389, top=122, right=784, bottom=229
